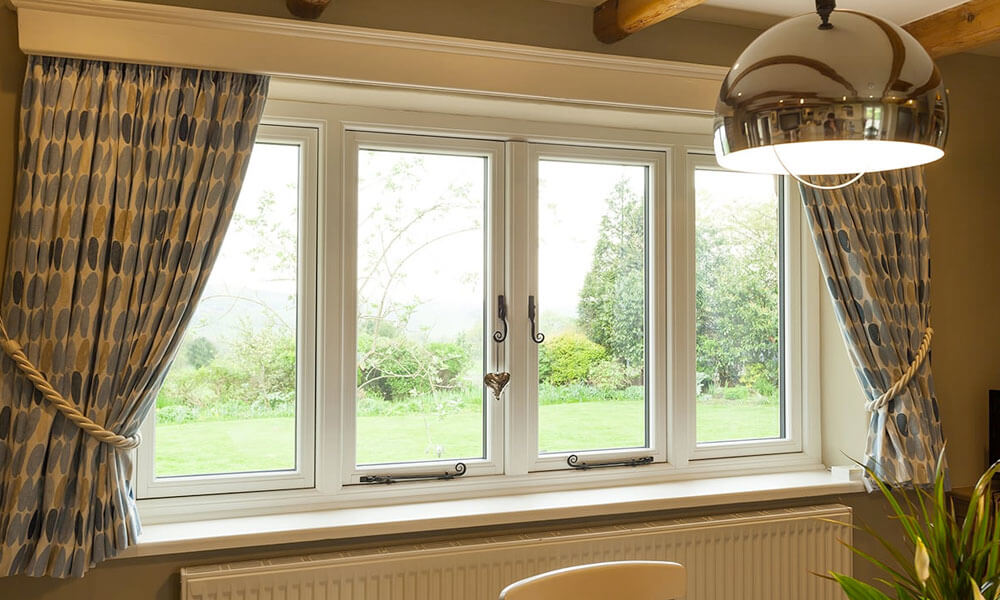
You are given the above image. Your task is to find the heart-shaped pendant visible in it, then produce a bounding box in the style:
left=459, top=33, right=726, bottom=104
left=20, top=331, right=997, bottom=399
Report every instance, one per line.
left=483, top=372, right=511, bottom=400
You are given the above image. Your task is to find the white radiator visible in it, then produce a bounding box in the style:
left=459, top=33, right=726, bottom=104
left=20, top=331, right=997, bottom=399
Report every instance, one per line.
left=181, top=503, right=852, bottom=600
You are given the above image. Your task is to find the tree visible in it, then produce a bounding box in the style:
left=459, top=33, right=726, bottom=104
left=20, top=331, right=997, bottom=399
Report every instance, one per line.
left=577, top=178, right=645, bottom=372
left=354, top=152, right=481, bottom=405
left=695, top=191, right=779, bottom=392
left=184, top=336, right=217, bottom=370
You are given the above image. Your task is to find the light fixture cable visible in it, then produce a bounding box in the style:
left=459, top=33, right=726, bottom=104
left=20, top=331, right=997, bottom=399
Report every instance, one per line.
left=771, top=145, right=866, bottom=190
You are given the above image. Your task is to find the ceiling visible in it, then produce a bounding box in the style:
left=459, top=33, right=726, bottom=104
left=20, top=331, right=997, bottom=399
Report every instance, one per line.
left=548, top=0, right=1000, bottom=56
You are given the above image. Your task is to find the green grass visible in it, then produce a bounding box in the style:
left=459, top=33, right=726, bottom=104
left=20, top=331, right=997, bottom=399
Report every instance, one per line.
left=154, top=417, right=297, bottom=477
left=696, top=398, right=781, bottom=442
left=153, top=398, right=781, bottom=477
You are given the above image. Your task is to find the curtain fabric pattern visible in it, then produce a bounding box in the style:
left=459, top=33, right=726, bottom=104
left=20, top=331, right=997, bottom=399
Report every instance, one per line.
left=0, top=56, right=268, bottom=577
left=798, top=168, right=945, bottom=488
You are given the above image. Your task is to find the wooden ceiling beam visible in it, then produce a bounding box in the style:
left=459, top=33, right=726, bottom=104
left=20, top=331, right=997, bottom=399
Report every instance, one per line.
left=594, top=0, right=709, bottom=43
left=903, top=0, right=1000, bottom=58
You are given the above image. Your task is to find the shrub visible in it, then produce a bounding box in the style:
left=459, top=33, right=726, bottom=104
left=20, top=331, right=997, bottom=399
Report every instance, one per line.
left=538, top=383, right=643, bottom=405
left=357, top=334, right=425, bottom=402
left=357, top=387, right=482, bottom=417
left=741, top=362, right=778, bottom=399
left=357, top=335, right=474, bottom=403
left=157, top=368, right=206, bottom=409
left=695, top=371, right=713, bottom=395
left=587, top=359, right=629, bottom=390
left=155, top=319, right=298, bottom=422
left=426, top=341, right=470, bottom=388
left=538, top=332, right=608, bottom=386
left=156, top=404, right=198, bottom=424
left=231, top=321, right=296, bottom=408
left=721, top=385, right=750, bottom=401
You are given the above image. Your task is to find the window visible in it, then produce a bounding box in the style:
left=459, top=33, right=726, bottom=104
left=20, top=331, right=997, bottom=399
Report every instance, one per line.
left=526, top=145, right=666, bottom=471
left=686, top=155, right=806, bottom=460
left=346, top=132, right=504, bottom=480
left=537, top=159, right=649, bottom=454
left=694, top=168, right=783, bottom=444
left=136, top=101, right=817, bottom=515
left=136, top=125, right=318, bottom=498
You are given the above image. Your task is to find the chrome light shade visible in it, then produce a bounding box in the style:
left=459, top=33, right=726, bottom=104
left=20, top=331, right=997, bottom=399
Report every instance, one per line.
left=714, top=10, right=949, bottom=175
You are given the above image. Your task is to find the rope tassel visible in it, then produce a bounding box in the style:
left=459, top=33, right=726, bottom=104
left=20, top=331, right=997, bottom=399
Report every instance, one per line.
left=864, top=327, right=934, bottom=414
left=0, top=319, right=141, bottom=450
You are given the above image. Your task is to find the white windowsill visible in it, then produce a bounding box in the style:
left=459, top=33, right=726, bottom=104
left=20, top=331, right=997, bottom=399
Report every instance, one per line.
left=122, top=470, right=864, bottom=559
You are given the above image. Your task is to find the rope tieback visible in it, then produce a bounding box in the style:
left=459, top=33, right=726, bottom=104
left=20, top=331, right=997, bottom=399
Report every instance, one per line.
left=864, top=327, right=934, bottom=414
left=0, top=319, right=141, bottom=450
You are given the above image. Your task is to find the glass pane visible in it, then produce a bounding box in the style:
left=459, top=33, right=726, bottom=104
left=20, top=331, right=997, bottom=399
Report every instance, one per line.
left=695, top=169, right=782, bottom=444
left=154, top=143, right=300, bottom=477
left=537, top=160, right=648, bottom=455
left=355, top=149, right=487, bottom=465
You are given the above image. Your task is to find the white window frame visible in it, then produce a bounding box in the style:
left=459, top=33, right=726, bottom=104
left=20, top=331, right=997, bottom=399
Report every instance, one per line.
left=134, top=94, right=821, bottom=523
left=342, top=130, right=506, bottom=483
left=683, top=154, right=807, bottom=461
left=135, top=123, right=320, bottom=499
left=515, top=143, right=669, bottom=473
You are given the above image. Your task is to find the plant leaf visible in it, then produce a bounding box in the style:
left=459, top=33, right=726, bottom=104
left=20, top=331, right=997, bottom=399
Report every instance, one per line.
left=830, top=573, right=894, bottom=600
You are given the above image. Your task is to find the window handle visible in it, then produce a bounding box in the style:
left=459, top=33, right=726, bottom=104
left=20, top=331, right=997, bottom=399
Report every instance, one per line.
left=528, top=295, right=545, bottom=343
left=360, top=462, right=467, bottom=484
left=567, top=455, right=654, bottom=470
left=492, top=294, right=508, bottom=343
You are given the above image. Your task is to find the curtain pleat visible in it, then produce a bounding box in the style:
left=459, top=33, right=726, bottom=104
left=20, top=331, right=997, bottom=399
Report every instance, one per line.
left=799, top=168, right=945, bottom=488
left=0, top=56, right=269, bottom=577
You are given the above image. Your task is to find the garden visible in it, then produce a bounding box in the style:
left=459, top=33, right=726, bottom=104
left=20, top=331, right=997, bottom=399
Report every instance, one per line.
left=153, top=155, right=781, bottom=477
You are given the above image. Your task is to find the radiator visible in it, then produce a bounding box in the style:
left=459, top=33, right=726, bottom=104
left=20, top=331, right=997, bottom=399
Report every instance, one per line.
left=181, top=503, right=852, bottom=600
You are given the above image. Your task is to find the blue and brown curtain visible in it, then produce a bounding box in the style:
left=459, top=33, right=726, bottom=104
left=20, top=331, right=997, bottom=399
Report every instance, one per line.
left=799, top=168, right=945, bottom=488
left=0, top=56, right=268, bottom=577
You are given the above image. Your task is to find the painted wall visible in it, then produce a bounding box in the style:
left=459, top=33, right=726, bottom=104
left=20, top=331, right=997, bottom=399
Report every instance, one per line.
left=0, top=0, right=998, bottom=596
left=0, top=8, right=23, bottom=275
left=922, top=52, right=1000, bottom=486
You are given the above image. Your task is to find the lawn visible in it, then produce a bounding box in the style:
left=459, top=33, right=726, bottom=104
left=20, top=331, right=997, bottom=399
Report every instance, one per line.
left=153, top=398, right=780, bottom=477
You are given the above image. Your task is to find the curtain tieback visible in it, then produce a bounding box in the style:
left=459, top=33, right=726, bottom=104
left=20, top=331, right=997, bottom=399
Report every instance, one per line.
left=864, top=327, right=934, bottom=414
left=0, top=317, right=141, bottom=450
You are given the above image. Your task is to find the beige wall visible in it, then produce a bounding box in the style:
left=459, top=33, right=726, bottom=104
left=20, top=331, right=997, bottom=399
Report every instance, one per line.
left=0, top=8, right=23, bottom=275
left=923, top=52, right=1000, bottom=486
left=1, top=0, right=998, bottom=596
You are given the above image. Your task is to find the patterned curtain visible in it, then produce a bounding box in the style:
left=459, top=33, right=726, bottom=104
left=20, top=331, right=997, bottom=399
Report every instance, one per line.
left=0, top=56, right=268, bottom=577
left=799, top=168, right=945, bottom=488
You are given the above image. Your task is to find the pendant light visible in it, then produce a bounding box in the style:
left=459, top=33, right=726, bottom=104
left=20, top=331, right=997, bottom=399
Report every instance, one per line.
left=713, top=0, right=949, bottom=184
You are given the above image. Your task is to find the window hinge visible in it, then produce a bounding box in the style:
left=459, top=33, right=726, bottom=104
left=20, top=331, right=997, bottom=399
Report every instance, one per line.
left=359, top=462, right=467, bottom=484
left=566, top=455, right=654, bottom=470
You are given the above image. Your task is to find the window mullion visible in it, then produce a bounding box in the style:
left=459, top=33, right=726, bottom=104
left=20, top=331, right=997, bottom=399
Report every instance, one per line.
left=504, top=141, right=534, bottom=476
left=671, top=152, right=697, bottom=469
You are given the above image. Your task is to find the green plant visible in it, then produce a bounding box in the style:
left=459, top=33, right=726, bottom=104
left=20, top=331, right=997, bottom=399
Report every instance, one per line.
left=829, top=455, right=1000, bottom=600
left=722, top=385, right=750, bottom=401
left=538, top=332, right=608, bottom=386
left=587, top=358, right=629, bottom=390
left=578, top=178, right=646, bottom=370
left=184, top=336, right=217, bottom=370
left=741, top=362, right=778, bottom=398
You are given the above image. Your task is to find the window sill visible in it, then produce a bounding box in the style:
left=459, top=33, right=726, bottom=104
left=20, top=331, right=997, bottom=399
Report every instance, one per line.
left=122, top=469, right=864, bottom=559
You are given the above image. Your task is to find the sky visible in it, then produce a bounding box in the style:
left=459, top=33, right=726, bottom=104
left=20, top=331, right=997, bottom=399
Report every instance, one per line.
left=181, top=142, right=300, bottom=345
left=179, top=145, right=781, bottom=354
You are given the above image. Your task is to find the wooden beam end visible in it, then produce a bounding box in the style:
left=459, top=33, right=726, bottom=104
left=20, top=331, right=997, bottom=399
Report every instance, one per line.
left=594, top=1, right=629, bottom=44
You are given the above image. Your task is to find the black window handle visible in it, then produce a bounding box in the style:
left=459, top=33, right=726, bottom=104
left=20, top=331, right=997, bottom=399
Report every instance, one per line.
left=492, top=294, right=508, bottom=343
left=528, top=295, right=545, bottom=344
